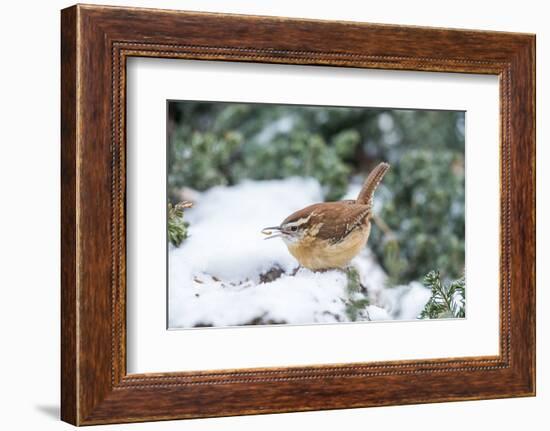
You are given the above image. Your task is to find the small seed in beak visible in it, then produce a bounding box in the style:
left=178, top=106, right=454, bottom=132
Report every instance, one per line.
left=261, top=226, right=280, bottom=236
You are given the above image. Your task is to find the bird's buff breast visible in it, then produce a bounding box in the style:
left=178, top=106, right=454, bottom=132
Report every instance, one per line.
left=287, top=223, right=371, bottom=270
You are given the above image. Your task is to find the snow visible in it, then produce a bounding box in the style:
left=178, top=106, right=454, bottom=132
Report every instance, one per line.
left=376, top=282, right=433, bottom=320
left=168, top=177, right=431, bottom=328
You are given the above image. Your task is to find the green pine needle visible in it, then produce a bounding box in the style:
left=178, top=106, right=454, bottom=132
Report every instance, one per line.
left=344, top=267, right=370, bottom=321
left=168, top=201, right=192, bottom=247
left=420, top=270, right=465, bottom=319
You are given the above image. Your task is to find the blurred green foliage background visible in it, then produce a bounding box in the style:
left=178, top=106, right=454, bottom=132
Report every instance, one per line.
left=168, top=101, right=465, bottom=285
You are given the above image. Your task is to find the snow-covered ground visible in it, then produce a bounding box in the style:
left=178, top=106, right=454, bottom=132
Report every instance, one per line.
left=168, top=177, right=431, bottom=328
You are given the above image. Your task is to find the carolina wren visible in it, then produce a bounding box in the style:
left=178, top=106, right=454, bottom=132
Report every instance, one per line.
left=262, top=162, right=390, bottom=271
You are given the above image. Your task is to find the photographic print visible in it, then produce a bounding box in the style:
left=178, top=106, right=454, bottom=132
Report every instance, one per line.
left=167, top=101, right=465, bottom=329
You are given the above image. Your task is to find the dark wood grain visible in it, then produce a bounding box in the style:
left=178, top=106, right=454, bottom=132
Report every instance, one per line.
left=61, top=4, right=536, bottom=425
left=60, top=6, right=78, bottom=425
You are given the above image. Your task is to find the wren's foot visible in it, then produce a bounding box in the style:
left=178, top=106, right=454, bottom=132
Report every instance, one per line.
left=291, top=266, right=301, bottom=276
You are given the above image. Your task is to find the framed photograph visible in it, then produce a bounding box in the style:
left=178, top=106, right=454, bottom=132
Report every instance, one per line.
left=61, top=4, right=535, bottom=425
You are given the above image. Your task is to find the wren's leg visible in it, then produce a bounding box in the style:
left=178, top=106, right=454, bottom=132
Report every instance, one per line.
left=291, top=265, right=301, bottom=276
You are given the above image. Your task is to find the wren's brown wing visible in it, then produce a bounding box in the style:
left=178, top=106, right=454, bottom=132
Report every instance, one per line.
left=311, top=202, right=371, bottom=244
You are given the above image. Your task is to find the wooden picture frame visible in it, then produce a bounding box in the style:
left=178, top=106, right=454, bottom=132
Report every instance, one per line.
left=61, top=4, right=535, bottom=425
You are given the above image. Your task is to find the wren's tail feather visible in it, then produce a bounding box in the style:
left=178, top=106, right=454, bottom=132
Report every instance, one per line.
left=356, top=162, right=390, bottom=207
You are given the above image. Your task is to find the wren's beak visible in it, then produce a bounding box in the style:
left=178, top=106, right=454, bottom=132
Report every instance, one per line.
left=261, top=226, right=284, bottom=240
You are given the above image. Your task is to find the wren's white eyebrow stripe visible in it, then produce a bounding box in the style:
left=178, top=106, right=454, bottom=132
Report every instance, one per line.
left=284, top=215, right=312, bottom=228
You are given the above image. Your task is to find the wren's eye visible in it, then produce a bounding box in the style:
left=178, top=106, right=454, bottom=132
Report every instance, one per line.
left=290, top=226, right=298, bottom=232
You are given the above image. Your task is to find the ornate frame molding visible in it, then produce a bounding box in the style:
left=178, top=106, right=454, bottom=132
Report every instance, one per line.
left=61, top=5, right=535, bottom=425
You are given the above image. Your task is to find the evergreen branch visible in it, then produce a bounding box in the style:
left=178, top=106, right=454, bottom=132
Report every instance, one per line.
left=168, top=201, right=192, bottom=247
left=343, top=267, right=371, bottom=321
left=419, top=270, right=465, bottom=319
